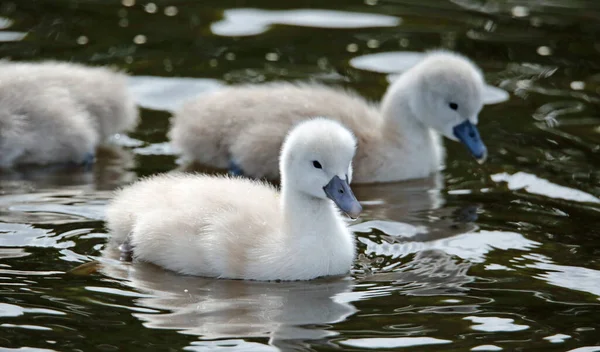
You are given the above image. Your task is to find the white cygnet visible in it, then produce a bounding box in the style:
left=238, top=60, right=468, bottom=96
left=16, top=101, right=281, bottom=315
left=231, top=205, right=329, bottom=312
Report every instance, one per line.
left=170, top=50, right=487, bottom=183
left=106, top=118, right=362, bottom=281
left=0, top=60, right=138, bottom=168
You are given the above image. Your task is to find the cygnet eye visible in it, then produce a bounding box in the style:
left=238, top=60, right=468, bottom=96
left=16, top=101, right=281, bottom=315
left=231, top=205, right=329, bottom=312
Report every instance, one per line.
left=449, top=102, right=459, bottom=110
left=312, top=160, right=322, bottom=169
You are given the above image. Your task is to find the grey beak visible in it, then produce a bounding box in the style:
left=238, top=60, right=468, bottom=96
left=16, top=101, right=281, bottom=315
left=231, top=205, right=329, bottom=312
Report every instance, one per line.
left=452, top=120, right=488, bottom=163
left=323, top=175, right=362, bottom=219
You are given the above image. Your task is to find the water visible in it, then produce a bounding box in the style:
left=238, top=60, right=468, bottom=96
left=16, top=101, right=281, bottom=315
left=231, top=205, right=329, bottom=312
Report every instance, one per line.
left=1, top=0, right=600, bottom=351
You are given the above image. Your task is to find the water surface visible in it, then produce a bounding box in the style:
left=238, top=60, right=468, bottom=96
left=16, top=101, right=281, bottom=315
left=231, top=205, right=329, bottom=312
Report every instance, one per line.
left=1, top=0, right=600, bottom=351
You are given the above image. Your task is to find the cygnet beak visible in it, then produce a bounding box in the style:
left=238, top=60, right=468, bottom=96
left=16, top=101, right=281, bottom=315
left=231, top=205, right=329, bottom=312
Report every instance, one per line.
left=452, top=120, right=487, bottom=163
left=323, top=175, right=362, bottom=219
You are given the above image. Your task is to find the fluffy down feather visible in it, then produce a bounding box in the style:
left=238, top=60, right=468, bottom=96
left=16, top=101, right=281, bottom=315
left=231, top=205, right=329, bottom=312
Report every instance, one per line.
left=170, top=50, right=486, bottom=183
left=0, top=60, right=138, bottom=167
left=106, top=118, right=359, bottom=281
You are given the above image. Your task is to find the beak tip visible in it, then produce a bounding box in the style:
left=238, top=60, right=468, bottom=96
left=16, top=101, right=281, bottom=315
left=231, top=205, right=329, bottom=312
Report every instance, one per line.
left=475, top=147, right=488, bottom=164
left=347, top=204, right=362, bottom=219
left=323, top=175, right=362, bottom=219
left=454, top=120, right=488, bottom=164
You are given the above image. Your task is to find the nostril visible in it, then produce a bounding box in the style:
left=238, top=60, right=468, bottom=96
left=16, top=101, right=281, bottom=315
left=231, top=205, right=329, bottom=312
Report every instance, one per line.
left=339, top=189, right=344, bottom=194
left=469, top=131, right=475, bottom=138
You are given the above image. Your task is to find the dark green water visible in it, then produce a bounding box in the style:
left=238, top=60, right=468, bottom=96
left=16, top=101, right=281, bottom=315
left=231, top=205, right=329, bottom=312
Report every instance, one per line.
left=1, top=0, right=600, bottom=351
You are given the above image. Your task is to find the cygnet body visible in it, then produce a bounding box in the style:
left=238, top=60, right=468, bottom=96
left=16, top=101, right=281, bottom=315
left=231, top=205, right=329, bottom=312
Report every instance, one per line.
left=106, top=118, right=362, bottom=281
left=0, top=61, right=138, bottom=167
left=170, top=50, right=487, bottom=183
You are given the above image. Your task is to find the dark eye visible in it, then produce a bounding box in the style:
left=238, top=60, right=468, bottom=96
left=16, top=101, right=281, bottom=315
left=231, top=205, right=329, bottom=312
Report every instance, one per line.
left=312, top=160, right=322, bottom=169
left=449, top=102, right=458, bottom=110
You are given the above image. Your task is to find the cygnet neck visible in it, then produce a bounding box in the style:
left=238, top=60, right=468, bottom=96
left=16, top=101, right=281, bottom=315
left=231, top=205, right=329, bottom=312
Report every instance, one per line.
left=352, top=68, right=445, bottom=182
left=380, top=70, right=430, bottom=139
left=280, top=180, right=340, bottom=240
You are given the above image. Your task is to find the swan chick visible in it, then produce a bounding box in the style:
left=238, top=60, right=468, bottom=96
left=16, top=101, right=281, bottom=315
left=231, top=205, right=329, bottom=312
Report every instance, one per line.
left=0, top=60, right=138, bottom=168
left=170, top=50, right=487, bottom=183
left=106, top=118, right=362, bottom=281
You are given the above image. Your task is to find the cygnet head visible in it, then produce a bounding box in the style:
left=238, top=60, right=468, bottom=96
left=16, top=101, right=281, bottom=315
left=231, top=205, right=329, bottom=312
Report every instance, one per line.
left=280, top=118, right=362, bottom=219
left=406, top=50, right=487, bottom=162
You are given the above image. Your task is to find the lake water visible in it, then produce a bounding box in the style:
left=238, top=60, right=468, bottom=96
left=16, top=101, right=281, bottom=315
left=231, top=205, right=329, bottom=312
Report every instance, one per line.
left=1, top=0, right=600, bottom=351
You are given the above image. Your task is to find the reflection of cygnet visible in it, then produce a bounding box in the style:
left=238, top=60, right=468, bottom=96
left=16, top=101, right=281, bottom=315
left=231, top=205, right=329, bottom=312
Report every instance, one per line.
left=93, top=145, right=138, bottom=190
left=170, top=50, right=487, bottom=183
left=351, top=173, right=482, bottom=243
left=99, top=251, right=356, bottom=344
left=0, top=61, right=138, bottom=168
left=0, top=145, right=137, bottom=191
left=106, top=119, right=362, bottom=281
left=353, top=173, right=444, bottom=223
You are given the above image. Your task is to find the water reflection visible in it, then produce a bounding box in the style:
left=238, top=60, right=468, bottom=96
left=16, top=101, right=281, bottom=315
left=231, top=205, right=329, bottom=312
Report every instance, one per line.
left=98, top=248, right=357, bottom=350
left=0, top=15, right=25, bottom=42
left=352, top=174, right=443, bottom=223
left=0, top=16, right=12, bottom=29
left=360, top=230, right=540, bottom=264
left=0, top=145, right=136, bottom=228
left=567, top=347, right=600, bottom=352
left=365, top=250, right=477, bottom=297
left=0, top=347, right=57, bottom=352
left=340, top=336, right=452, bottom=349
left=0, top=31, right=25, bottom=41
left=91, top=244, right=484, bottom=348
left=464, top=316, right=529, bottom=332
left=0, top=145, right=136, bottom=193
left=532, top=101, right=587, bottom=127
left=471, top=345, right=503, bottom=351
left=524, top=257, right=600, bottom=298
left=184, top=339, right=278, bottom=351
left=0, top=223, right=57, bottom=250
left=0, top=302, right=65, bottom=318
left=491, top=172, right=600, bottom=204
left=0, top=189, right=108, bottom=225
left=211, top=8, right=400, bottom=36
left=128, top=76, right=223, bottom=112
left=351, top=174, right=483, bottom=248
left=449, top=0, right=532, bottom=15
